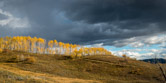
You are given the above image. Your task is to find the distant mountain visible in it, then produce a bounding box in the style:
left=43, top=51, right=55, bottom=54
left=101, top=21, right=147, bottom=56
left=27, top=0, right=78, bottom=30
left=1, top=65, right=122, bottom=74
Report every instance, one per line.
left=141, top=58, right=166, bottom=64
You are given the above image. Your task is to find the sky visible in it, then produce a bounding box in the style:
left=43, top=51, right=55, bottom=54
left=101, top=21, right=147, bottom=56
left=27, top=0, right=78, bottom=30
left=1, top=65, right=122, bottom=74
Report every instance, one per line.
left=0, top=0, right=166, bottom=59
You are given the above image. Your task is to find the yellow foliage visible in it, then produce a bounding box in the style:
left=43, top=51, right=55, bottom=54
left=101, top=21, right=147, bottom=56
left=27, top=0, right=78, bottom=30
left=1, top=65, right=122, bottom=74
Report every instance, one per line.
left=0, top=36, right=112, bottom=56
left=76, top=54, right=82, bottom=58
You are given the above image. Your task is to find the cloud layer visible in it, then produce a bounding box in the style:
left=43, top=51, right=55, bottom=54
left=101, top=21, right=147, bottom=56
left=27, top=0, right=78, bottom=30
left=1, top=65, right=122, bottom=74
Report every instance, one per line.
left=0, top=0, right=166, bottom=46
left=112, top=33, right=166, bottom=47
left=0, top=9, right=30, bottom=28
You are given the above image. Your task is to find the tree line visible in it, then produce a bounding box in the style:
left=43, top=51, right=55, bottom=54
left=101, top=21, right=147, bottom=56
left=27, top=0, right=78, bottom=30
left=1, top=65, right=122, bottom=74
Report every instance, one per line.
left=0, top=36, right=112, bottom=56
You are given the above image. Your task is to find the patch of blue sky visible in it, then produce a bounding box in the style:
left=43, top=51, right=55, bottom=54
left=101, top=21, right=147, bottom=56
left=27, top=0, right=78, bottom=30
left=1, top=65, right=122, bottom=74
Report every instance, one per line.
left=104, top=45, right=135, bottom=51
left=104, top=44, right=162, bottom=54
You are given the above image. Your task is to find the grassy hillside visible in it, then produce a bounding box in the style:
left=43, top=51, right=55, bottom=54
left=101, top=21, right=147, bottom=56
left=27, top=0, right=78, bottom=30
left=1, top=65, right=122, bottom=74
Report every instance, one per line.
left=0, top=51, right=165, bottom=83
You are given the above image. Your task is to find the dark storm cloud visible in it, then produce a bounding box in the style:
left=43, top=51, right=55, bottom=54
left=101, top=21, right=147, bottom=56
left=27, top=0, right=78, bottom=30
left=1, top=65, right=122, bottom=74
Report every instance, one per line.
left=58, top=0, right=166, bottom=29
left=0, top=0, right=166, bottom=46
left=59, top=0, right=166, bottom=22
left=56, top=0, right=166, bottom=45
left=0, top=0, right=71, bottom=41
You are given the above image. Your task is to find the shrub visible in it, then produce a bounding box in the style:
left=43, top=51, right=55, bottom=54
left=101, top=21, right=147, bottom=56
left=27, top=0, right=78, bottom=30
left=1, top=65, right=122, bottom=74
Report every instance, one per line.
left=122, top=54, right=127, bottom=58
left=129, top=68, right=142, bottom=75
left=24, top=57, right=36, bottom=64
left=69, top=54, right=82, bottom=59
left=122, top=54, right=129, bottom=62
left=7, top=55, right=20, bottom=63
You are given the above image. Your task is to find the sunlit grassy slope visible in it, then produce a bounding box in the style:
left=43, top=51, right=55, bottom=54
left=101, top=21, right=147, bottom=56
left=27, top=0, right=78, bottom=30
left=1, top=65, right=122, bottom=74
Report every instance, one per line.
left=0, top=50, right=165, bottom=83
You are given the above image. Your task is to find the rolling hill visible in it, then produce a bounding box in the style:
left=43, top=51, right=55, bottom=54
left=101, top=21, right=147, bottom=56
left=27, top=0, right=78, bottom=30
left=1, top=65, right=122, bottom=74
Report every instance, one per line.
left=0, top=51, right=165, bottom=83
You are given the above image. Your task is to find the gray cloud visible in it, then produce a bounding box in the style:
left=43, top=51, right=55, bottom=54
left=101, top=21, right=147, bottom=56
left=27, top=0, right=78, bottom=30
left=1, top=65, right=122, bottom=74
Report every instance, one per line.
left=59, top=0, right=166, bottom=23
left=0, top=13, right=7, bottom=20
left=112, top=33, right=166, bottom=47
left=0, top=0, right=166, bottom=46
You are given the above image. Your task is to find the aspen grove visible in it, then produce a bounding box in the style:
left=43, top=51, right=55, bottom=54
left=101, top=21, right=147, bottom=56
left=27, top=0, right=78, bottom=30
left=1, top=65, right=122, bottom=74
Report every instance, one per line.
left=0, top=36, right=112, bottom=56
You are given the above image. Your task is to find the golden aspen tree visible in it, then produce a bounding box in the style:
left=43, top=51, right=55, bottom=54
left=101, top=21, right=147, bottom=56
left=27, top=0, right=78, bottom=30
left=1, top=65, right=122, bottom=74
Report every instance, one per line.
left=0, top=38, right=3, bottom=50
left=48, top=40, right=54, bottom=54
left=30, top=37, right=37, bottom=53
left=37, top=38, right=45, bottom=54
left=30, top=38, right=34, bottom=53
left=54, top=40, right=58, bottom=54
left=79, top=48, right=84, bottom=56
left=0, top=38, right=3, bottom=52
left=41, top=38, right=45, bottom=54
left=3, top=36, right=9, bottom=49
left=26, top=36, right=32, bottom=52
left=65, top=43, right=70, bottom=55
left=19, top=36, right=24, bottom=51
left=58, top=42, right=63, bottom=54
left=69, top=44, right=72, bottom=55
left=11, top=37, right=16, bottom=50
left=40, top=38, right=45, bottom=54
left=0, top=36, right=113, bottom=56
left=71, top=44, right=76, bottom=55
left=23, top=37, right=28, bottom=52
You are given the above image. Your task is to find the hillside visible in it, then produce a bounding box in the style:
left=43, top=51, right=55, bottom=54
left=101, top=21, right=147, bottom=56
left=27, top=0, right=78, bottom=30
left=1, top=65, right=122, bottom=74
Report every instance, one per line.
left=0, top=51, right=165, bottom=83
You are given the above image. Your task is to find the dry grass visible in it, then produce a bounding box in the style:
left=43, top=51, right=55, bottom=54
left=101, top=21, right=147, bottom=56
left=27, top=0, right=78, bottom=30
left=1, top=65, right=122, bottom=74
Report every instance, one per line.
left=0, top=63, right=100, bottom=83
left=0, top=51, right=165, bottom=83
